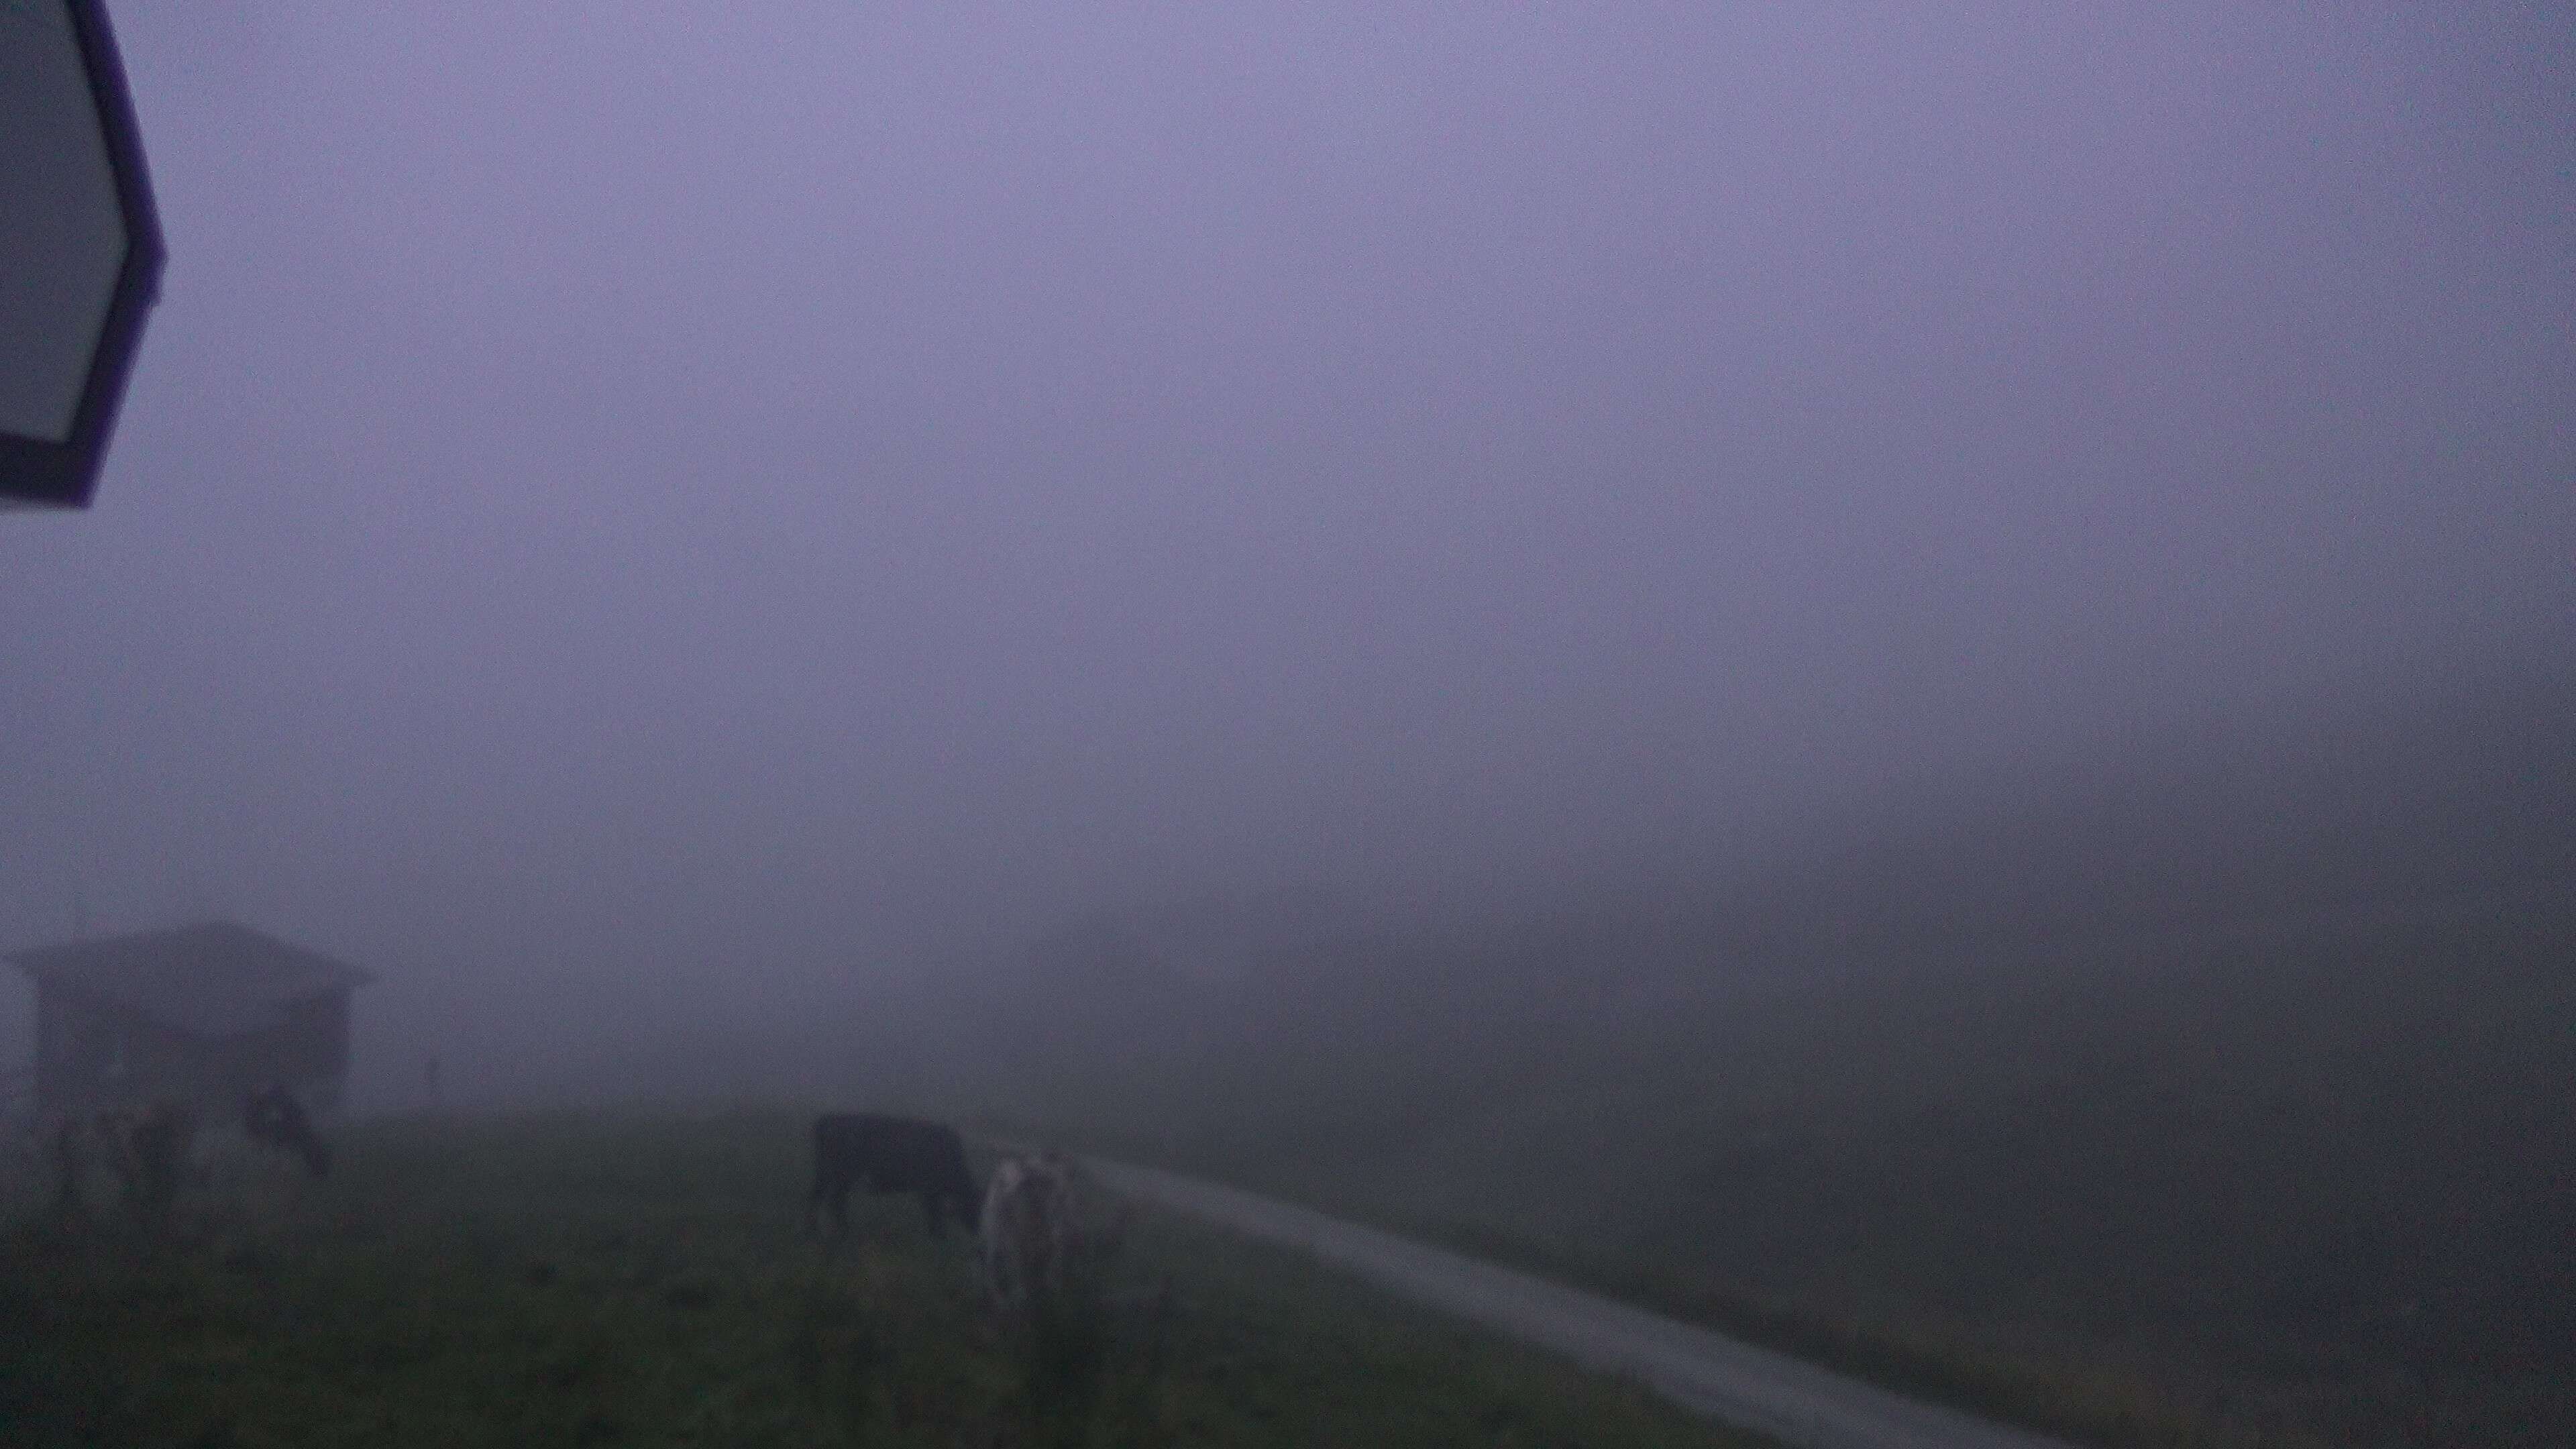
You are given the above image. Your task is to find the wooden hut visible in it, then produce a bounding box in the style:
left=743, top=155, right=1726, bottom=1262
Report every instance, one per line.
left=8, top=921, right=370, bottom=1120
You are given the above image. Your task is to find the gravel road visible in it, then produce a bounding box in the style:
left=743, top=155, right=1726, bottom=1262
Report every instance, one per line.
left=1087, top=1158, right=2083, bottom=1449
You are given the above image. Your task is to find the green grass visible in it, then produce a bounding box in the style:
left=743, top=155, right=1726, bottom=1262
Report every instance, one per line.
left=1391, top=1220, right=2295, bottom=1449
left=0, top=1109, right=1771, bottom=1449
left=1001, top=1115, right=2261, bottom=1449
left=989, top=878, right=2576, bottom=1449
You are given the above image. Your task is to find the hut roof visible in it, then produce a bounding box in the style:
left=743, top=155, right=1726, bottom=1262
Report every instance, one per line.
left=7, top=921, right=372, bottom=1039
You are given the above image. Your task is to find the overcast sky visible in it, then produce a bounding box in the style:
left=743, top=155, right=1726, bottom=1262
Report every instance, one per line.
left=3, top=2, right=2569, bottom=1081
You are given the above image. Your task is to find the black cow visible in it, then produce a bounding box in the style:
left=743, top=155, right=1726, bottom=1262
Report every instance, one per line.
left=806, top=1112, right=979, bottom=1239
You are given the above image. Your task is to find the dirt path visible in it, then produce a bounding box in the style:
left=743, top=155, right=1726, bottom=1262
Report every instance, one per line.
left=1087, top=1159, right=2082, bottom=1449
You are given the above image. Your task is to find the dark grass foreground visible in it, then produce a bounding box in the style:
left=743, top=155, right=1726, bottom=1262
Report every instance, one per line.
left=996, top=877, right=2576, bottom=1449
left=0, top=1110, right=1768, bottom=1448
left=1024, top=1123, right=2362, bottom=1449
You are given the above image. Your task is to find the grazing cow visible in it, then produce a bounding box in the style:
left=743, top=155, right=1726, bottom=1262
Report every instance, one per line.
left=242, top=1084, right=333, bottom=1179
left=806, top=1112, right=979, bottom=1239
left=978, top=1150, right=1085, bottom=1324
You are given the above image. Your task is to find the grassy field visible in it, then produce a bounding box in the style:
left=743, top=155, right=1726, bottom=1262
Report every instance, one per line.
left=0, top=1109, right=1772, bottom=1449
left=996, top=873, right=2576, bottom=1449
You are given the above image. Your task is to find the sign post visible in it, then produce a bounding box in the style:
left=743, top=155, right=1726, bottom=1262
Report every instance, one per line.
left=2, top=0, right=164, bottom=509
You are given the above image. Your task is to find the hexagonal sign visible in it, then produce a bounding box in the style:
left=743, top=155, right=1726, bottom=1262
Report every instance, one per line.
left=2, top=0, right=164, bottom=509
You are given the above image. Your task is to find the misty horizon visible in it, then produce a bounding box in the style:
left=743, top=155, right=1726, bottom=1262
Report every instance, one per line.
left=4, top=2, right=2570, bottom=1108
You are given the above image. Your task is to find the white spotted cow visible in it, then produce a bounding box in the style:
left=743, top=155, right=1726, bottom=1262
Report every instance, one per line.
left=979, top=1150, right=1124, bottom=1332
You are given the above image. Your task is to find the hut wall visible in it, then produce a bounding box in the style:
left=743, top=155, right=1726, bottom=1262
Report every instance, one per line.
left=34, top=985, right=227, bottom=1115
left=33, top=985, right=354, bottom=1118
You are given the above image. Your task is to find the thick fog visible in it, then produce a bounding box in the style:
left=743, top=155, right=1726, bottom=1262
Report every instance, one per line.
left=4, top=2, right=2570, bottom=1106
